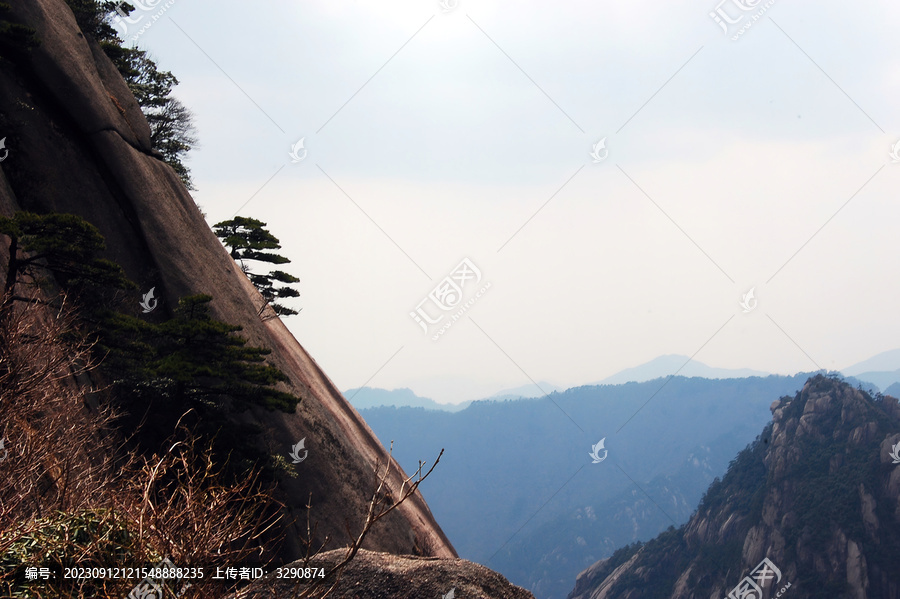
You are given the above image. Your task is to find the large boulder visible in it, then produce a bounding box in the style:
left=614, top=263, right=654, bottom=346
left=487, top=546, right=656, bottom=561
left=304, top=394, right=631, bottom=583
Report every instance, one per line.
left=231, top=549, right=536, bottom=599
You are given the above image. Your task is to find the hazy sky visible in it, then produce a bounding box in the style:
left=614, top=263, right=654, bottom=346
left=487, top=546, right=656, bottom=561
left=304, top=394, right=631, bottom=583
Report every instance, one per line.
left=130, top=0, right=900, bottom=402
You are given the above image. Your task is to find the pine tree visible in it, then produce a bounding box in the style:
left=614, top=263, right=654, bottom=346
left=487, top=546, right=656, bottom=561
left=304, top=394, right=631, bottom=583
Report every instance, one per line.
left=101, top=294, right=299, bottom=414
left=0, top=3, right=40, bottom=62
left=0, top=211, right=299, bottom=416
left=63, top=0, right=197, bottom=190
left=0, top=211, right=134, bottom=300
left=126, top=52, right=197, bottom=190
left=213, top=217, right=301, bottom=317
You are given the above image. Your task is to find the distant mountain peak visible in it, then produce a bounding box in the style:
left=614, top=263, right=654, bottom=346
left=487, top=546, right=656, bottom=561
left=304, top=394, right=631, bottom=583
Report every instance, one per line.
left=488, top=381, right=562, bottom=399
left=344, top=386, right=470, bottom=412
left=598, top=355, right=769, bottom=385
left=842, top=347, right=900, bottom=375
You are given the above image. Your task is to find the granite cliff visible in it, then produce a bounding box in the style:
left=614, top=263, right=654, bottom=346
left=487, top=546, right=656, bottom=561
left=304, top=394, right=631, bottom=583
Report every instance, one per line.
left=0, top=0, right=453, bottom=564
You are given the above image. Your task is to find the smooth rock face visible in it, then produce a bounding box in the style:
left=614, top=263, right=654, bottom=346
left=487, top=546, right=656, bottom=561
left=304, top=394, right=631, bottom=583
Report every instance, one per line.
left=230, top=549, right=536, bottom=599
left=11, top=0, right=151, bottom=149
left=0, top=0, right=454, bottom=562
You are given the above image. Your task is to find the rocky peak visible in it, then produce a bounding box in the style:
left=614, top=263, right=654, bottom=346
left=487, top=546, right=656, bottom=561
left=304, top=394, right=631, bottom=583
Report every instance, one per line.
left=569, top=375, right=900, bottom=599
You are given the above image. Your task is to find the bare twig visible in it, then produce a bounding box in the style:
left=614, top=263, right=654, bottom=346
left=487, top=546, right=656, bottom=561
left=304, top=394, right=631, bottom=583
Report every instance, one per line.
left=295, top=442, right=444, bottom=599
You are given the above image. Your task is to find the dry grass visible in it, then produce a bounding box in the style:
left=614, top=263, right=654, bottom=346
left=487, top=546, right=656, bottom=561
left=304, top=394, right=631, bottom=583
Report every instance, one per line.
left=0, top=290, right=437, bottom=599
left=0, top=293, right=282, bottom=598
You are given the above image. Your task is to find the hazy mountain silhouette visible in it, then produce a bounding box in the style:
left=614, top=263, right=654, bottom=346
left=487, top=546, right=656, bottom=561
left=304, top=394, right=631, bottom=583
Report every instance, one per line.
left=344, top=387, right=471, bottom=412
left=841, top=348, right=900, bottom=391
left=843, top=348, right=900, bottom=374
left=489, top=382, right=564, bottom=400
left=597, top=355, right=769, bottom=385
left=344, top=382, right=562, bottom=411
left=847, top=370, right=900, bottom=391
